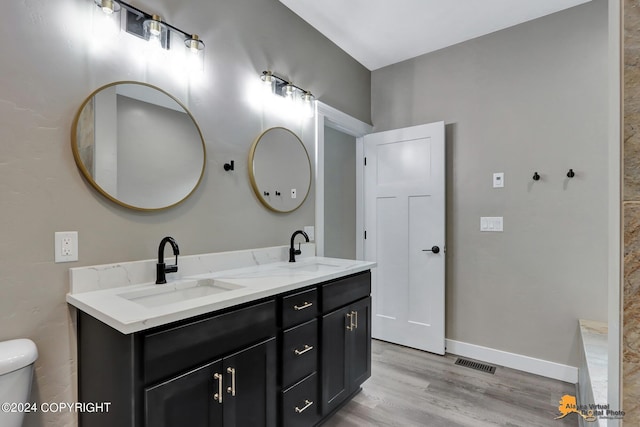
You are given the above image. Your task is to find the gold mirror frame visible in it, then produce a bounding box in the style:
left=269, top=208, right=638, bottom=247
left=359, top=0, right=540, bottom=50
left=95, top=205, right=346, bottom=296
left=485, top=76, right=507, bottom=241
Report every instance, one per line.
left=71, top=81, right=206, bottom=211
left=248, top=127, right=312, bottom=213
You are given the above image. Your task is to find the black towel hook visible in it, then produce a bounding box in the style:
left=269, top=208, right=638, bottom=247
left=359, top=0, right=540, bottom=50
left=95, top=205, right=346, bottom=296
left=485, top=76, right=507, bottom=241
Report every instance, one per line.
left=567, top=169, right=575, bottom=178
left=532, top=172, right=540, bottom=181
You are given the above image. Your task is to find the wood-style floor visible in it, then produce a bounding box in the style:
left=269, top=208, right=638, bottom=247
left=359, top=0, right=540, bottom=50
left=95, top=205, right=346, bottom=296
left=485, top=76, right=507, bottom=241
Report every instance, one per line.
left=323, top=340, right=578, bottom=427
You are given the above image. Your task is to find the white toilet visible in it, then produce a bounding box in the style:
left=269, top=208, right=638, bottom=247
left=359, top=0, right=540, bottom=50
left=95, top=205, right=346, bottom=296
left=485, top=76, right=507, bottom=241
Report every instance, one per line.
left=0, top=339, right=38, bottom=427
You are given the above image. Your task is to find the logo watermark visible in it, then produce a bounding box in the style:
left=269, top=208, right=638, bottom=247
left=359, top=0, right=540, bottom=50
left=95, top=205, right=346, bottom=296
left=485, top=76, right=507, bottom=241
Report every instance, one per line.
left=555, top=395, right=624, bottom=422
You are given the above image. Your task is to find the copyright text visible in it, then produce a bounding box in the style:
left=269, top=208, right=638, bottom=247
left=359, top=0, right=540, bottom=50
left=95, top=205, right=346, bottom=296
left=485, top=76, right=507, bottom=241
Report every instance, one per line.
left=1, top=402, right=111, bottom=413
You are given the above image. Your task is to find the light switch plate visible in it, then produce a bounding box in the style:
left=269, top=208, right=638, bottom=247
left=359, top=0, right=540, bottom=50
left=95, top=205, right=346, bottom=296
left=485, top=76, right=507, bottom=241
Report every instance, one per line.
left=493, top=172, right=504, bottom=188
left=480, top=217, right=503, bottom=232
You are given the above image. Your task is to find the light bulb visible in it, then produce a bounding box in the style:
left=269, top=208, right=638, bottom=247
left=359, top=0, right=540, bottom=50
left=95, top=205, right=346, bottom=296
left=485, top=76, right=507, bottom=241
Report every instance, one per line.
left=283, top=84, right=295, bottom=100
left=149, top=21, right=161, bottom=36
left=92, top=0, right=121, bottom=43
left=301, top=92, right=315, bottom=118
left=184, top=35, right=205, bottom=73
left=261, top=71, right=273, bottom=86
left=95, top=0, right=119, bottom=15
left=185, top=35, right=204, bottom=54
left=143, top=15, right=168, bottom=51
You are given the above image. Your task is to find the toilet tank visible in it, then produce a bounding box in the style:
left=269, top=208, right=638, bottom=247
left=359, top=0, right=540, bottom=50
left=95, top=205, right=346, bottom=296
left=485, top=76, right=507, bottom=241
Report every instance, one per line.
left=0, top=339, right=38, bottom=427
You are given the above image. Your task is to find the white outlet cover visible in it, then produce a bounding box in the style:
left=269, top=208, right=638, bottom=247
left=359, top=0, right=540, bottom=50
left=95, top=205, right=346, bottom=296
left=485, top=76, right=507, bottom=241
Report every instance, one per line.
left=55, top=231, right=78, bottom=263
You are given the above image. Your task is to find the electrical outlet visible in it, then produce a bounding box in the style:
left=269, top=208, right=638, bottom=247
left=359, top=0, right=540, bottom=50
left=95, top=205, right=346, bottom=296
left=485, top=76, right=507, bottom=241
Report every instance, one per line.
left=55, top=231, right=78, bottom=263
left=291, top=188, right=297, bottom=199
left=61, top=237, right=73, bottom=256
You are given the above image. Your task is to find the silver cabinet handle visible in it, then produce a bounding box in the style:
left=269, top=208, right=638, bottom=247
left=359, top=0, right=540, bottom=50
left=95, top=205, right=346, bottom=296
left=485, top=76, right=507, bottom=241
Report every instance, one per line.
left=295, top=399, right=314, bottom=414
left=346, top=312, right=353, bottom=331
left=213, top=373, right=223, bottom=403
left=294, top=301, right=313, bottom=311
left=226, top=367, right=236, bottom=396
left=294, top=344, right=314, bottom=356
left=352, top=310, right=358, bottom=330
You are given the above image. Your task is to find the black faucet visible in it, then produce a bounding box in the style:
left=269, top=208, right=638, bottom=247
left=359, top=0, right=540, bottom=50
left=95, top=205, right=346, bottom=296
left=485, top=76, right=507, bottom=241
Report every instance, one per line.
left=156, top=236, right=180, bottom=284
left=289, top=230, right=310, bottom=262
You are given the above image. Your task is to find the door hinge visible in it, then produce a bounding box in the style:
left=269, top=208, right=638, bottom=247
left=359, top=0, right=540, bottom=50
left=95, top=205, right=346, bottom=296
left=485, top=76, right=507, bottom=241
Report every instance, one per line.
left=364, top=230, right=367, bottom=239
left=364, top=157, right=367, bottom=166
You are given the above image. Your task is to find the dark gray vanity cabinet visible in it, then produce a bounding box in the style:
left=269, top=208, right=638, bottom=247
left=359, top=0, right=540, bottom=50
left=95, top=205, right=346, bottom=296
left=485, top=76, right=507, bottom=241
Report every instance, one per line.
left=77, top=300, right=277, bottom=427
left=144, top=338, right=276, bottom=427
left=77, top=270, right=371, bottom=427
left=320, top=272, right=372, bottom=417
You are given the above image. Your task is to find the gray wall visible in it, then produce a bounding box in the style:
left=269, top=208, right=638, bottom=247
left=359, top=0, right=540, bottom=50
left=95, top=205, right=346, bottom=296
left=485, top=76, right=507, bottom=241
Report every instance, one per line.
left=324, top=126, right=357, bottom=259
left=0, top=0, right=369, bottom=426
left=371, top=0, right=609, bottom=366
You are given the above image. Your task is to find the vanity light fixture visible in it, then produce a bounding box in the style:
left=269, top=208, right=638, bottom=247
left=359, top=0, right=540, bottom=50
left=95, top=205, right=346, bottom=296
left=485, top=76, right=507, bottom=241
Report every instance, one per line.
left=95, top=0, right=120, bottom=15
left=143, top=14, right=168, bottom=50
left=91, top=0, right=205, bottom=66
left=184, top=35, right=205, bottom=71
left=260, top=70, right=316, bottom=115
left=92, top=0, right=121, bottom=37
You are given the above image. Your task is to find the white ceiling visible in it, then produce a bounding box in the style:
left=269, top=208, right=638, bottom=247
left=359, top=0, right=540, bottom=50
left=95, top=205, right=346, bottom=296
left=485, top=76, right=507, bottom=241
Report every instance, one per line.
left=279, top=0, right=592, bottom=70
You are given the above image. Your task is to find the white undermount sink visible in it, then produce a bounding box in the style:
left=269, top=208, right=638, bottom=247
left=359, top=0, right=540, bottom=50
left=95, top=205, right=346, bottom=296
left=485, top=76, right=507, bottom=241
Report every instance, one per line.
left=279, top=261, right=341, bottom=273
left=117, top=278, right=244, bottom=308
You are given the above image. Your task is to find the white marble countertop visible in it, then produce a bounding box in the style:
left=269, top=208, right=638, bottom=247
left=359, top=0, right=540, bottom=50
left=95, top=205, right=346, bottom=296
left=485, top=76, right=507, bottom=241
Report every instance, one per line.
left=67, top=256, right=375, bottom=334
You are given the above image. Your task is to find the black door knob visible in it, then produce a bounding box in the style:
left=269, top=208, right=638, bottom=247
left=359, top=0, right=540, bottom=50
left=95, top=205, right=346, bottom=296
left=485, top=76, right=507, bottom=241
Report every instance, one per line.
left=422, top=246, right=440, bottom=254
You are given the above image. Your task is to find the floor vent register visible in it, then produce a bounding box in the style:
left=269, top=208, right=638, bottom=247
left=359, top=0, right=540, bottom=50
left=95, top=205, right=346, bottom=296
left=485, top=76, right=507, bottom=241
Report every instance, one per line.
left=454, top=357, right=497, bottom=374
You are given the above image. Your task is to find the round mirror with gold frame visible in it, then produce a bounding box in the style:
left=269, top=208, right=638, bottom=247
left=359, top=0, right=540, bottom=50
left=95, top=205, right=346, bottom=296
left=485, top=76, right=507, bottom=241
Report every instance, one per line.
left=249, top=127, right=311, bottom=213
left=71, top=81, right=206, bottom=211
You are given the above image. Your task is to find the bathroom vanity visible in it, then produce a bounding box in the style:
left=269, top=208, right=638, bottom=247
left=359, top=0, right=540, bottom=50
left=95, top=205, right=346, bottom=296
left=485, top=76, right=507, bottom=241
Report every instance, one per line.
left=67, top=247, right=374, bottom=427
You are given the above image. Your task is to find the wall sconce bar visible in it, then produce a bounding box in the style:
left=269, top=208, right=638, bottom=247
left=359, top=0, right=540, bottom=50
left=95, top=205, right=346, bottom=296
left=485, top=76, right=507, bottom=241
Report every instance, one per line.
left=93, top=0, right=205, bottom=62
left=261, top=71, right=315, bottom=103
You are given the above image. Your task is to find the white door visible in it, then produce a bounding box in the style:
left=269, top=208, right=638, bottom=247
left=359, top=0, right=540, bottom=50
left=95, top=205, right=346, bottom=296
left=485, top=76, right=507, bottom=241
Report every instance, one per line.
left=363, top=121, right=445, bottom=355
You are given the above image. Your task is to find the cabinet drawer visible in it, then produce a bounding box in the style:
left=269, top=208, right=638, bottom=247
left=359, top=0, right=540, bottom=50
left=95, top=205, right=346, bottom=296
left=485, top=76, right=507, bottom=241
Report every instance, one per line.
left=321, top=271, right=371, bottom=313
left=282, top=372, right=319, bottom=427
left=281, top=288, right=318, bottom=328
left=282, top=319, right=317, bottom=388
left=143, top=300, right=276, bottom=384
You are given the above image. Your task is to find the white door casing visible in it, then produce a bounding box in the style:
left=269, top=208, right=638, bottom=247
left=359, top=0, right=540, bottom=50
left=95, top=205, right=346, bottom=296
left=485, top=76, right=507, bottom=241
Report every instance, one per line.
left=364, top=121, right=446, bottom=355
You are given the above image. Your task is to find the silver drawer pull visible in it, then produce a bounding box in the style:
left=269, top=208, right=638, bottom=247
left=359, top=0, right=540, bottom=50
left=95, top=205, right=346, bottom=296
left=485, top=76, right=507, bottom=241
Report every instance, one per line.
left=295, top=399, right=314, bottom=414
left=294, top=344, right=314, bottom=356
left=226, top=367, right=236, bottom=396
left=294, top=301, right=313, bottom=311
left=213, top=373, right=223, bottom=403
left=352, top=310, right=358, bottom=330
left=346, top=312, right=353, bottom=331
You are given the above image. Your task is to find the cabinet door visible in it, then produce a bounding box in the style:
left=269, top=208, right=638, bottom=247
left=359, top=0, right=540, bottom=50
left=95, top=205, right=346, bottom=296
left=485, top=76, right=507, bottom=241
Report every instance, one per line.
left=144, top=359, right=223, bottom=427
left=348, top=297, right=371, bottom=389
left=320, top=306, right=350, bottom=416
left=223, top=338, right=276, bottom=427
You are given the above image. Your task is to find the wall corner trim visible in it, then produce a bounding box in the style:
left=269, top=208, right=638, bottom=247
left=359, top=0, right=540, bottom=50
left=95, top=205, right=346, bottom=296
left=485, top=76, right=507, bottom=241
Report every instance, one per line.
left=445, top=339, right=579, bottom=384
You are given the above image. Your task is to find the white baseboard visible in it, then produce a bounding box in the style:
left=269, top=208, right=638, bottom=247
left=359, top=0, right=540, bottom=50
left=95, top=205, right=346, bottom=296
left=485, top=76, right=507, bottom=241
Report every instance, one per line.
left=445, top=339, right=578, bottom=384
